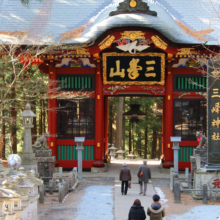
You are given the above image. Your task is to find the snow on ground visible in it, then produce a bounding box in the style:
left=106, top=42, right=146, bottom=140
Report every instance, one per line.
left=74, top=185, right=114, bottom=220
left=166, top=205, right=220, bottom=220
left=154, top=187, right=220, bottom=220
left=155, top=187, right=169, bottom=208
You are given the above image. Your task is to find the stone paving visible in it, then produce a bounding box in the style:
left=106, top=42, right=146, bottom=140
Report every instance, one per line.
left=39, top=159, right=170, bottom=220
left=38, top=159, right=220, bottom=219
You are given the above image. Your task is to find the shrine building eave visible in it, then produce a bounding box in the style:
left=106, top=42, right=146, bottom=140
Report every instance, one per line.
left=0, top=0, right=219, bottom=46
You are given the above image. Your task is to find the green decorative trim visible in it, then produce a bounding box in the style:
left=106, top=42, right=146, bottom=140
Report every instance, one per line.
left=117, top=93, right=151, bottom=95
left=182, top=97, right=203, bottom=99
left=58, top=75, right=94, bottom=91
left=58, top=145, right=94, bottom=160
left=109, top=0, right=157, bottom=16
left=175, top=76, right=206, bottom=91
left=178, top=146, right=196, bottom=162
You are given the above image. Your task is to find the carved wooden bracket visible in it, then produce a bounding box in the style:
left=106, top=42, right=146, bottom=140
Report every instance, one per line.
left=109, top=0, right=157, bottom=16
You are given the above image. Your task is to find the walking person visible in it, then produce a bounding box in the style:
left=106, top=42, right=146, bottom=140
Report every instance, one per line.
left=147, top=194, right=165, bottom=220
left=119, top=163, right=131, bottom=195
left=128, top=199, right=146, bottom=220
left=137, top=159, right=151, bottom=196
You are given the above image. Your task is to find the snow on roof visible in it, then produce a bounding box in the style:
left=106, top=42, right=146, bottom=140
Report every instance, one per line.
left=0, top=0, right=219, bottom=45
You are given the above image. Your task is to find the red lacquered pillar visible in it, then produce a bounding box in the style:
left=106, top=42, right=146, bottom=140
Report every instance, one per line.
left=93, top=56, right=105, bottom=167
left=48, top=62, right=57, bottom=158
left=104, top=96, right=109, bottom=160
left=163, top=56, right=174, bottom=168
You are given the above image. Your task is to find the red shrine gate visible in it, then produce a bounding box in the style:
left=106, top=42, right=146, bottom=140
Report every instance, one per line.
left=39, top=28, right=207, bottom=170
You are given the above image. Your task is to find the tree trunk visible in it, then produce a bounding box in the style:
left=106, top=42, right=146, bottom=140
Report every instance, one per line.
left=31, top=99, right=37, bottom=144
left=39, top=100, right=43, bottom=135
left=42, top=99, right=46, bottom=133
left=156, top=132, right=162, bottom=159
left=0, top=73, right=6, bottom=158
left=10, top=74, right=17, bottom=154
left=131, top=122, right=134, bottom=153
left=144, top=126, right=148, bottom=159
left=151, top=129, right=157, bottom=159
left=129, top=120, right=131, bottom=153
left=115, top=97, right=124, bottom=149
left=138, top=128, right=141, bottom=157
left=155, top=133, right=161, bottom=159
left=0, top=108, right=5, bottom=159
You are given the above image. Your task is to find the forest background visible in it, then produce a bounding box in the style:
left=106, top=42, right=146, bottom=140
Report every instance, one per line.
left=109, top=96, right=162, bottom=159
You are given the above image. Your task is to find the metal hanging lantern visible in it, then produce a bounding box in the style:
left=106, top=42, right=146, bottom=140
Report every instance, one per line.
left=123, top=104, right=146, bottom=123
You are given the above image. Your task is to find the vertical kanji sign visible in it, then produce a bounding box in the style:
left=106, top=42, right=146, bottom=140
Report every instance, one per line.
left=208, top=59, right=220, bottom=165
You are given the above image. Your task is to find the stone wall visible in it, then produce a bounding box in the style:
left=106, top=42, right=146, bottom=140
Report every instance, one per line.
left=193, top=169, right=220, bottom=199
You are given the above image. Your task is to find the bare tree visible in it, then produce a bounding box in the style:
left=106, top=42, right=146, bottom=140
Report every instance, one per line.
left=0, top=36, right=94, bottom=157
left=175, top=0, right=220, bottom=78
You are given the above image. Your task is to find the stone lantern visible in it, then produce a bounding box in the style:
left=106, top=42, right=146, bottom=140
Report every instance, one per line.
left=19, top=103, right=39, bottom=176
left=127, top=151, right=135, bottom=159
left=170, top=136, right=181, bottom=174
left=116, top=149, right=125, bottom=159
left=75, top=137, right=85, bottom=181
left=0, top=186, right=22, bottom=217
left=108, top=144, right=118, bottom=160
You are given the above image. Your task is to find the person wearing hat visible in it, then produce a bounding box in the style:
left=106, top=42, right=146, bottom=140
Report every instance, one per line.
left=137, top=160, right=151, bottom=196
left=119, top=163, right=131, bottom=195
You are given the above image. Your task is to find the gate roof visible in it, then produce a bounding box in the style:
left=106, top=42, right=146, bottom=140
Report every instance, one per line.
left=0, top=0, right=219, bottom=45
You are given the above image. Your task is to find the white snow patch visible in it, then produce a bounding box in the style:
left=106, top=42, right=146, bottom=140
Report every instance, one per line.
left=167, top=205, right=220, bottom=220
left=74, top=185, right=114, bottom=220
left=155, top=187, right=169, bottom=208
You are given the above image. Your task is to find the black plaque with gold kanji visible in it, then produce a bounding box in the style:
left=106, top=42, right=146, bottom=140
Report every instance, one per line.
left=102, top=53, right=165, bottom=85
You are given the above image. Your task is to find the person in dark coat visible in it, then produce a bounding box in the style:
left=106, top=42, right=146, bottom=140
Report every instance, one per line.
left=137, top=160, right=151, bottom=196
left=147, top=194, right=165, bottom=220
left=128, top=199, right=146, bottom=220
left=119, top=163, right=131, bottom=195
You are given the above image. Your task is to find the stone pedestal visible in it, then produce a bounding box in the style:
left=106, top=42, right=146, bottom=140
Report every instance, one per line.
left=91, top=165, right=107, bottom=173
left=170, top=137, right=181, bottom=174
left=76, top=146, right=83, bottom=180
left=21, top=153, right=38, bottom=177
left=75, top=137, right=85, bottom=181
left=33, top=148, right=56, bottom=179
left=193, top=168, right=220, bottom=200
left=190, top=148, right=207, bottom=177
left=194, top=148, right=208, bottom=158
left=109, top=151, right=116, bottom=159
